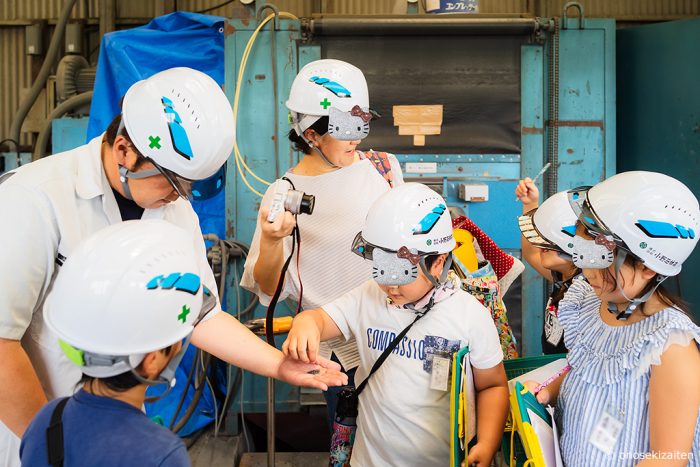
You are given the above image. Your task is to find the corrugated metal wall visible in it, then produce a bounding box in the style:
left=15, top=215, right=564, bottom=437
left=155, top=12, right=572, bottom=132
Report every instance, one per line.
left=1, top=28, right=33, bottom=146
left=2, top=0, right=699, bottom=148
left=0, top=1, right=96, bottom=20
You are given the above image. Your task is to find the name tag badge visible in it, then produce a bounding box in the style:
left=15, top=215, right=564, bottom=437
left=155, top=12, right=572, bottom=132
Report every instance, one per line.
left=544, top=307, right=564, bottom=346
left=430, top=355, right=450, bottom=391
left=589, top=409, right=624, bottom=455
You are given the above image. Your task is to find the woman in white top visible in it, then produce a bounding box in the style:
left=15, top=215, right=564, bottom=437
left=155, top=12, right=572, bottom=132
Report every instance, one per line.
left=241, top=59, right=404, bottom=424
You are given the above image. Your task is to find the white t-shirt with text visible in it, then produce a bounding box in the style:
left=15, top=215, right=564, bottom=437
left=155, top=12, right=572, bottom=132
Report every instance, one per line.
left=324, top=279, right=503, bottom=467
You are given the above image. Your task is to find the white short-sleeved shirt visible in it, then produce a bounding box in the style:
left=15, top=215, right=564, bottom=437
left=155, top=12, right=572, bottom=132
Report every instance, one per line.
left=0, top=135, right=220, bottom=466
left=241, top=154, right=403, bottom=368
left=324, top=279, right=504, bottom=467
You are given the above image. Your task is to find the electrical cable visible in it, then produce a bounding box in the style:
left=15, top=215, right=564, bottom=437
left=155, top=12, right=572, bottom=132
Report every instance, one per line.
left=215, top=262, right=244, bottom=432
left=173, top=234, right=255, bottom=441
left=168, top=348, right=199, bottom=430
left=231, top=11, right=299, bottom=197
left=236, top=266, right=251, bottom=451
left=201, top=351, right=220, bottom=436
left=172, top=350, right=209, bottom=433
left=198, top=233, right=259, bottom=443
left=0, top=139, right=19, bottom=150
left=9, top=0, right=78, bottom=155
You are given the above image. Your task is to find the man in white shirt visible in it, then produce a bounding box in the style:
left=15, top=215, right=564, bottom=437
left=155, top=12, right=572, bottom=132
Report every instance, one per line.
left=0, top=67, right=345, bottom=467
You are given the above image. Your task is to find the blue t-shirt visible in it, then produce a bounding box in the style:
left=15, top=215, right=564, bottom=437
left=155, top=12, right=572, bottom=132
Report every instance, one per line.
left=20, top=389, right=190, bottom=467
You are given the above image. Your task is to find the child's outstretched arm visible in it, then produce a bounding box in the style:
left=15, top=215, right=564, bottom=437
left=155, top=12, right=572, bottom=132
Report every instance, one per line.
left=642, top=340, right=700, bottom=466
left=282, top=308, right=343, bottom=363
left=515, top=178, right=554, bottom=282
left=468, top=362, right=510, bottom=467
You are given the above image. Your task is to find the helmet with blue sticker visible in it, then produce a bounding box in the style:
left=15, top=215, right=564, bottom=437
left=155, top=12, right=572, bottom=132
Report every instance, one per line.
left=286, top=59, right=372, bottom=142
left=518, top=191, right=578, bottom=256
left=568, top=171, right=699, bottom=276
left=353, top=183, right=455, bottom=286
left=361, top=183, right=455, bottom=255
left=121, top=67, right=234, bottom=183
left=44, top=220, right=216, bottom=379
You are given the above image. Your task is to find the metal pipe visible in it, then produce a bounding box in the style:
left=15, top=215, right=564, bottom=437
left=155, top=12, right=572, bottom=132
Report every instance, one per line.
left=267, top=377, right=275, bottom=467
left=307, top=17, right=540, bottom=36
left=9, top=0, right=78, bottom=153
left=257, top=4, right=280, bottom=179
left=99, top=0, right=116, bottom=39
left=33, top=91, right=93, bottom=160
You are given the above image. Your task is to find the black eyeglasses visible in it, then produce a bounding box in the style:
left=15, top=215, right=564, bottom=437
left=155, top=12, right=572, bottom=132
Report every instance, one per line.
left=152, top=162, right=194, bottom=201
left=350, top=232, right=436, bottom=263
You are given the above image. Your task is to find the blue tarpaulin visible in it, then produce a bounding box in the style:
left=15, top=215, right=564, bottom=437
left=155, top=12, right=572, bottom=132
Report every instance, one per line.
left=87, top=12, right=225, bottom=141
left=88, top=12, right=228, bottom=436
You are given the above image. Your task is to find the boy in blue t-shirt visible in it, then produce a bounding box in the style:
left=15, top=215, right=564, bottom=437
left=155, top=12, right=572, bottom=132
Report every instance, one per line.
left=20, top=220, right=216, bottom=467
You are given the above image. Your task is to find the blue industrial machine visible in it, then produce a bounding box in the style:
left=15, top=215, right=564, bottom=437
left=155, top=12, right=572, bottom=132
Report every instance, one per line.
left=224, top=2, right=615, bottom=415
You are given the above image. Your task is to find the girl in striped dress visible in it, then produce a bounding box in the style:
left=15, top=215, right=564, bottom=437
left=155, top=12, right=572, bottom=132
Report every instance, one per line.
left=536, top=171, right=700, bottom=466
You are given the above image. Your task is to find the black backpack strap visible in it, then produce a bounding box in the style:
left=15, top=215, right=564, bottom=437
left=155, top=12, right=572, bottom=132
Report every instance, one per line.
left=355, top=311, right=427, bottom=395
left=46, top=397, right=70, bottom=467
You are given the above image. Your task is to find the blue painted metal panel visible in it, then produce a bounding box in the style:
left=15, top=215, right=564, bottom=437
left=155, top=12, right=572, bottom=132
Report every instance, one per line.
left=0, top=152, right=32, bottom=173
left=520, top=44, right=546, bottom=356
left=556, top=22, right=615, bottom=188
left=51, top=117, right=90, bottom=154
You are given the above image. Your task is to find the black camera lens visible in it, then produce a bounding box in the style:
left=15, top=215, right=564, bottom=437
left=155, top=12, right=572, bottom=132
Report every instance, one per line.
left=300, top=193, right=315, bottom=215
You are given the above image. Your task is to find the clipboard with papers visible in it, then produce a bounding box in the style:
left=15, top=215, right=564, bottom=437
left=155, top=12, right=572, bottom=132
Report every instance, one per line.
left=449, top=347, right=476, bottom=467
left=509, top=381, right=563, bottom=467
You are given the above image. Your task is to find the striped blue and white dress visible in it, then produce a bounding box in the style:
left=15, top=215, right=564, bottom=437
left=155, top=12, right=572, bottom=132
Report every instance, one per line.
left=556, top=277, right=700, bottom=466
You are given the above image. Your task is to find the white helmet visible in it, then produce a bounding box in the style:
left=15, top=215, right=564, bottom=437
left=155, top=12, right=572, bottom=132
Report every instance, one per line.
left=286, top=59, right=369, bottom=116
left=286, top=59, right=372, bottom=142
left=353, top=183, right=455, bottom=286
left=568, top=171, right=699, bottom=277
left=518, top=191, right=578, bottom=256
left=44, top=220, right=216, bottom=381
left=120, top=67, right=234, bottom=199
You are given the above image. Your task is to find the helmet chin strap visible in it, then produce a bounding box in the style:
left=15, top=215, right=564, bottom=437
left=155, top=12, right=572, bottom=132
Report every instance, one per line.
left=132, top=334, right=191, bottom=388
left=419, top=254, right=454, bottom=288
left=80, top=335, right=192, bottom=402
left=291, top=112, right=340, bottom=169
left=117, top=164, right=161, bottom=201
left=607, top=249, right=667, bottom=320
left=557, top=251, right=573, bottom=262
left=311, top=144, right=340, bottom=169
left=551, top=270, right=564, bottom=288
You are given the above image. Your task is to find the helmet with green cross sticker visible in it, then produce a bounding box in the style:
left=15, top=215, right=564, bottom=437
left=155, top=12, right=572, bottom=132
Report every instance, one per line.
left=120, top=67, right=234, bottom=200
left=44, top=220, right=216, bottom=380
left=286, top=59, right=373, bottom=142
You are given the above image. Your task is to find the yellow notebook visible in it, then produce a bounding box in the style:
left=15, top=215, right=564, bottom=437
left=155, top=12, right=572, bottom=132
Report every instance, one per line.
left=450, top=347, right=475, bottom=467
left=510, top=381, right=563, bottom=467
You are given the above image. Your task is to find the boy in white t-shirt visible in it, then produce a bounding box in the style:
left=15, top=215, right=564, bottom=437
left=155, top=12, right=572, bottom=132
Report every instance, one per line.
left=283, top=183, right=509, bottom=467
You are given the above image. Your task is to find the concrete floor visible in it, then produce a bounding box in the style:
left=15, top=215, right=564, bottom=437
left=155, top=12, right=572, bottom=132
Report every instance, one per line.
left=187, top=427, right=505, bottom=466
left=188, top=430, right=242, bottom=467
left=238, top=452, right=328, bottom=467
left=187, top=428, right=328, bottom=467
